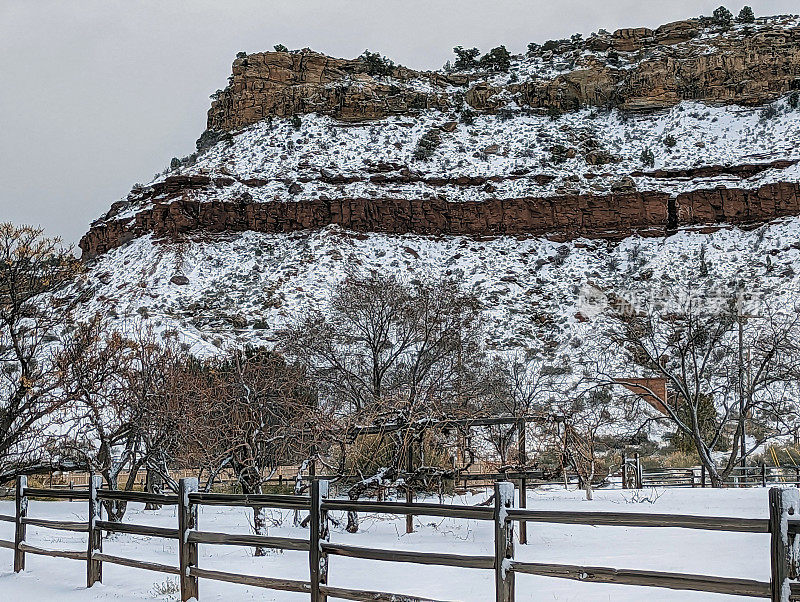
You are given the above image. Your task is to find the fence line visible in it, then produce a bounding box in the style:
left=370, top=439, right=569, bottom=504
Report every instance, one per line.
left=21, top=461, right=800, bottom=496
left=0, top=477, right=798, bottom=601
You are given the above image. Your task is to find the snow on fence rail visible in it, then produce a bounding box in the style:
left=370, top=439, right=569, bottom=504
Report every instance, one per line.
left=1, top=477, right=800, bottom=601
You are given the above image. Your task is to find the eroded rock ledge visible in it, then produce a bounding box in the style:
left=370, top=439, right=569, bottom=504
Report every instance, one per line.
left=79, top=181, right=800, bottom=259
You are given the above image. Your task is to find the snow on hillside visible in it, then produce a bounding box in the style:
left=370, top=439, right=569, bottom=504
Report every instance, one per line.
left=100, top=97, right=800, bottom=226
left=0, top=487, right=780, bottom=601
left=76, top=211, right=800, bottom=360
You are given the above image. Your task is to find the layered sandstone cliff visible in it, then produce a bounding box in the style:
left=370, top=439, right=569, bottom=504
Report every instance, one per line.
left=206, top=16, right=800, bottom=133
left=80, top=14, right=800, bottom=260
left=79, top=176, right=800, bottom=258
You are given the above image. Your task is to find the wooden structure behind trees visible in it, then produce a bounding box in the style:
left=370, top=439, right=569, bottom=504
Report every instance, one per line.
left=1, top=478, right=800, bottom=600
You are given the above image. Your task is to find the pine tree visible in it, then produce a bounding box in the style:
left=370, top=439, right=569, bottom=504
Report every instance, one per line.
left=360, top=50, right=395, bottom=77
left=478, top=46, right=511, bottom=72
left=736, top=6, right=755, bottom=23
left=712, top=6, right=733, bottom=27
left=452, top=46, right=480, bottom=71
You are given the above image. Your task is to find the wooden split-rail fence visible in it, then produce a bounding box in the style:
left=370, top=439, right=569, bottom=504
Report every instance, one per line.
left=1, top=476, right=800, bottom=601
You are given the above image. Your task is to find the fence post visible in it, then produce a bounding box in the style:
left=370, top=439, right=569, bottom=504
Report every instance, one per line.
left=87, top=474, right=103, bottom=587
left=406, top=442, right=414, bottom=534
left=310, top=479, right=330, bottom=602
left=13, top=475, right=27, bottom=572
left=622, top=454, right=628, bottom=489
left=762, top=464, right=768, bottom=488
left=769, top=487, right=800, bottom=602
left=518, top=418, right=527, bottom=545
left=701, top=465, right=707, bottom=488
left=178, top=477, right=199, bottom=601
left=635, top=453, right=643, bottom=489
left=494, top=481, right=515, bottom=602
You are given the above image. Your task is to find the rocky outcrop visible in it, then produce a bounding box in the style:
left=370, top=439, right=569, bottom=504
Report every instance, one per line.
left=79, top=181, right=800, bottom=259
left=206, top=18, right=800, bottom=133
left=470, top=23, right=800, bottom=113
left=206, top=51, right=461, bottom=130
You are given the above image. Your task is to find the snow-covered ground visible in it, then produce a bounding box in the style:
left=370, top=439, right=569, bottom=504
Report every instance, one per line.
left=0, top=487, right=781, bottom=601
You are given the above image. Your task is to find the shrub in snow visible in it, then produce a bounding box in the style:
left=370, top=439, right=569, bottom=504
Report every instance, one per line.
left=452, top=46, right=480, bottom=71
left=640, top=147, right=655, bottom=167
left=413, top=127, right=442, bottom=161
left=760, top=104, right=779, bottom=121
left=360, top=50, right=395, bottom=77
left=273, top=43, right=288, bottom=52
left=478, top=45, right=511, bottom=72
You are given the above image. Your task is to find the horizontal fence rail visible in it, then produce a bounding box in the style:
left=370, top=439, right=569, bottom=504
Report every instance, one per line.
left=97, top=489, right=178, bottom=506
left=189, top=491, right=310, bottom=510
left=321, top=498, right=494, bottom=520
left=506, top=509, right=771, bottom=533
left=323, top=541, right=496, bottom=570
left=93, top=552, right=179, bottom=575
left=187, top=530, right=309, bottom=551
left=510, top=561, right=772, bottom=598
left=1, top=475, right=798, bottom=601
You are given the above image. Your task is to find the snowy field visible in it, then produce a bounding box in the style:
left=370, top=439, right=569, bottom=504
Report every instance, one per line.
left=0, top=486, right=781, bottom=601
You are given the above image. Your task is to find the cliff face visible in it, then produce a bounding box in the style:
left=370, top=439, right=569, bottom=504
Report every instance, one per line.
left=81, top=14, right=800, bottom=260
left=206, top=17, right=800, bottom=132
left=206, top=51, right=460, bottom=129
left=79, top=175, right=800, bottom=259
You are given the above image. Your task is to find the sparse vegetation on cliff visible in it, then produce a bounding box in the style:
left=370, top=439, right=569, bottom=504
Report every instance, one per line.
left=452, top=46, right=480, bottom=71
left=478, top=45, right=511, bottom=72
left=413, top=127, right=442, bottom=160
left=360, top=49, right=395, bottom=77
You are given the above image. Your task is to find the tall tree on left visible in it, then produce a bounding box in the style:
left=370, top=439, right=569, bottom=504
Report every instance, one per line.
left=0, top=223, right=79, bottom=481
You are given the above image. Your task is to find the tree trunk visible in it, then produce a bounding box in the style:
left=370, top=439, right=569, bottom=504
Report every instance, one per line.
left=103, top=499, right=127, bottom=522
left=253, top=505, right=267, bottom=556
left=699, top=452, right=724, bottom=487
left=144, top=469, right=163, bottom=511
left=346, top=488, right=360, bottom=533
left=584, top=461, right=595, bottom=501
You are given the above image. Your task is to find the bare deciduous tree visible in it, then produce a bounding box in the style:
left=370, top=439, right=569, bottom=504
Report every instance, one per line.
left=182, top=347, right=318, bottom=553
left=280, top=272, right=487, bottom=530
left=0, top=223, right=79, bottom=480
left=603, top=291, right=800, bottom=487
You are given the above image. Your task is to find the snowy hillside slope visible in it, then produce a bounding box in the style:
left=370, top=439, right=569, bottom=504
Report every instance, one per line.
left=74, top=214, right=800, bottom=361
left=72, top=14, right=800, bottom=364
left=100, top=98, right=800, bottom=224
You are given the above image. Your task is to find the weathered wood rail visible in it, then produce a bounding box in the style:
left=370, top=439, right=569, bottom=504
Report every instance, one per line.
left=1, top=477, right=799, bottom=601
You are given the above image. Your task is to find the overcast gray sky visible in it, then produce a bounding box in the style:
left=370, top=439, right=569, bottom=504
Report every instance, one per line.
left=1, top=1, right=797, bottom=245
